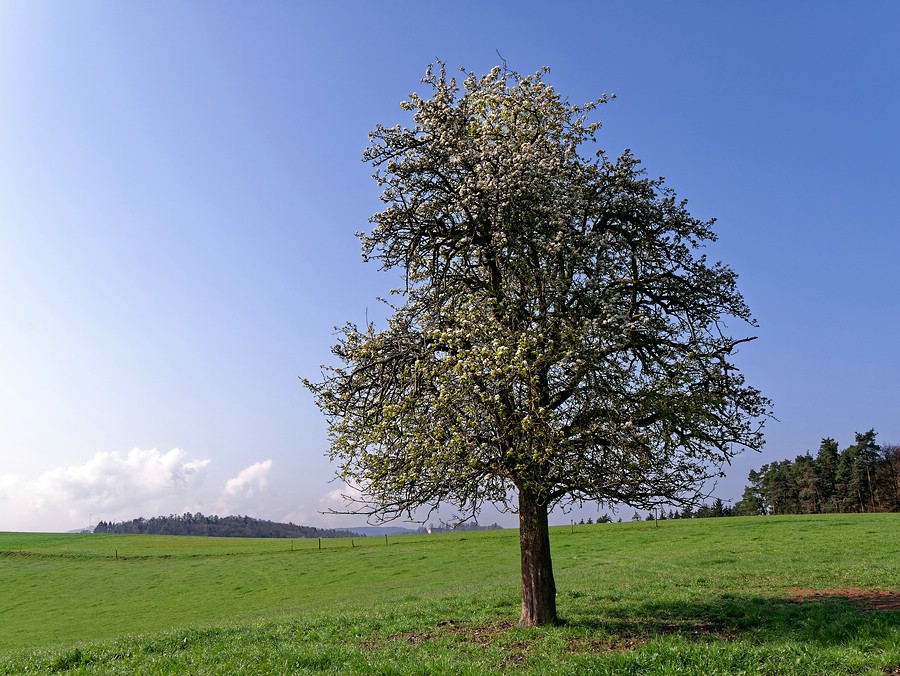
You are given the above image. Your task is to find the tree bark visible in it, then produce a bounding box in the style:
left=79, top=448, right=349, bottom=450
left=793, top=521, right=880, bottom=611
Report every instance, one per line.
left=518, top=490, right=557, bottom=626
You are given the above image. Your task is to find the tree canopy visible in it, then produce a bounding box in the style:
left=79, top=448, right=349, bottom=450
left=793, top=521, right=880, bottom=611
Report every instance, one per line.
left=305, top=63, right=770, bottom=625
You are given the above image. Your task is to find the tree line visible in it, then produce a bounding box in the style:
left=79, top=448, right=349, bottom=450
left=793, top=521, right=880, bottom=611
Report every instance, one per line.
left=93, top=512, right=359, bottom=538
left=733, top=430, right=900, bottom=515
left=630, top=498, right=737, bottom=521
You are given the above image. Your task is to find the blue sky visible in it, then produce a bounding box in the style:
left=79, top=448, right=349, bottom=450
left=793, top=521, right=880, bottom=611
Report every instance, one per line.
left=1, top=2, right=897, bottom=532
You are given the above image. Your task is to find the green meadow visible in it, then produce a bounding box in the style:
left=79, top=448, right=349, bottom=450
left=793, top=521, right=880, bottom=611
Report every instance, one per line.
left=1, top=514, right=897, bottom=674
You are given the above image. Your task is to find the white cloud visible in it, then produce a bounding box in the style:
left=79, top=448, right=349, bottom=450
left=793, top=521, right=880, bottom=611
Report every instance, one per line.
left=218, top=459, right=274, bottom=516
left=224, top=459, right=272, bottom=497
left=0, top=448, right=211, bottom=532
left=319, top=481, right=366, bottom=513
left=315, top=482, right=369, bottom=528
left=0, top=451, right=378, bottom=533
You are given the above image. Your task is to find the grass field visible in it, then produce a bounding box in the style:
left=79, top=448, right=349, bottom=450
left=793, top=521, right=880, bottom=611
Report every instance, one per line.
left=0, top=514, right=897, bottom=674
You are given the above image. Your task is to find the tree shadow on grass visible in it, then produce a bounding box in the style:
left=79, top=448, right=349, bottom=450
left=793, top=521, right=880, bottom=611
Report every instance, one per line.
left=563, top=592, right=899, bottom=648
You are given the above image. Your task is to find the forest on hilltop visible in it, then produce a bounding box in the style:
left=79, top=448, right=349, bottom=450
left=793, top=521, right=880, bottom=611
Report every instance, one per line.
left=93, top=512, right=358, bottom=538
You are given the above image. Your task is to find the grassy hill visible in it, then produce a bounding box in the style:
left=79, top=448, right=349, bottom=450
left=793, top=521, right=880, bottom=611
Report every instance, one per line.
left=0, top=514, right=897, bottom=674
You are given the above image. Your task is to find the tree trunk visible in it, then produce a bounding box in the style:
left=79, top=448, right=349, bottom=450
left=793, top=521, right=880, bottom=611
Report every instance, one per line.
left=518, top=491, right=557, bottom=626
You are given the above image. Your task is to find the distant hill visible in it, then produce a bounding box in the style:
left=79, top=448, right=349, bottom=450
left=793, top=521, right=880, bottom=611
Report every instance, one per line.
left=338, top=526, right=417, bottom=537
left=93, top=513, right=360, bottom=539
left=340, top=522, right=505, bottom=537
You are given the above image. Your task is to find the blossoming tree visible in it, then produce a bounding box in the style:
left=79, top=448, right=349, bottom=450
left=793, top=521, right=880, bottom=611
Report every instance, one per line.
left=305, top=64, right=770, bottom=626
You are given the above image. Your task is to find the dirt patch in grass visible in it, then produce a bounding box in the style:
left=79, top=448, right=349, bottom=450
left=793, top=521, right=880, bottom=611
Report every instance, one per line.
left=389, top=618, right=650, bottom=668
left=391, top=614, right=740, bottom=657
left=440, top=618, right=518, bottom=645
left=592, top=617, right=739, bottom=645
left=386, top=620, right=533, bottom=669
left=786, top=589, right=900, bottom=612
left=392, top=619, right=518, bottom=647
left=651, top=619, right=740, bottom=640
